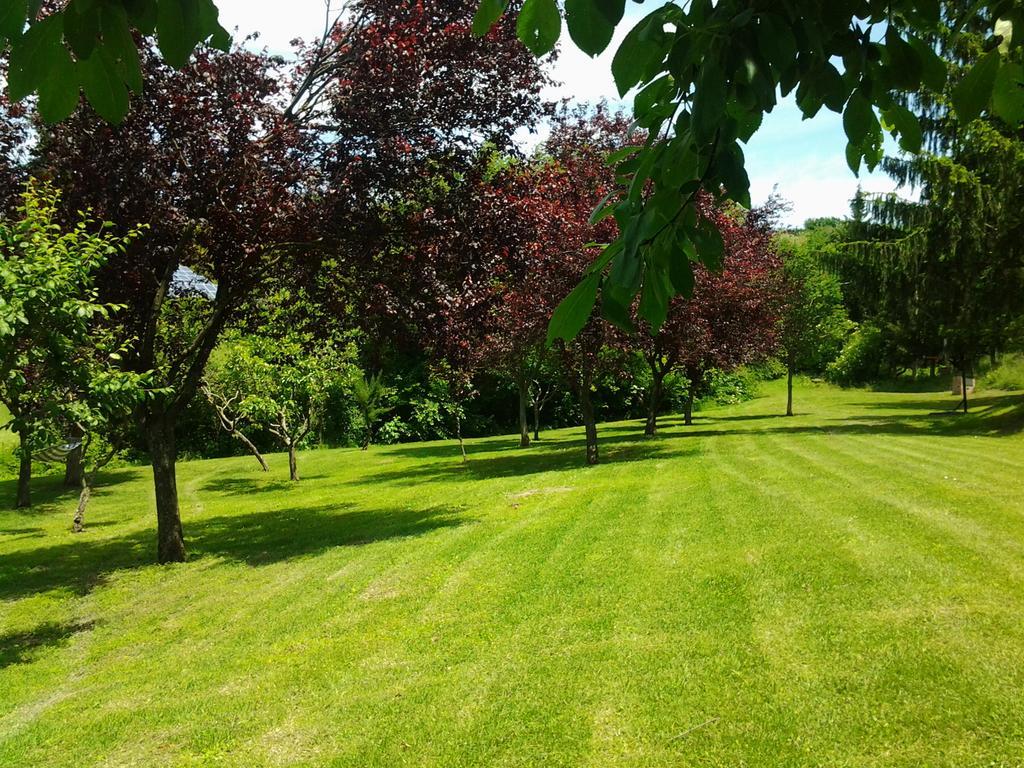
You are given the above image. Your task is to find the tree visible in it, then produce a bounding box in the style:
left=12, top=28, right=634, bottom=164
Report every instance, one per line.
left=472, top=1, right=1023, bottom=344
left=777, top=233, right=853, bottom=416
left=636, top=198, right=782, bottom=433
left=209, top=334, right=353, bottom=482
left=40, top=44, right=316, bottom=561
left=0, top=180, right=143, bottom=509
left=844, top=1, right=1024, bottom=411
left=201, top=343, right=271, bottom=472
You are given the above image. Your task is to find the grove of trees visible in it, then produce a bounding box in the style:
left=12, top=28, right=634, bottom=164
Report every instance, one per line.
left=1, top=0, right=1022, bottom=564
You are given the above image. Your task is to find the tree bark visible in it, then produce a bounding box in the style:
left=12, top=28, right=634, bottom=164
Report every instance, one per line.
left=145, top=416, right=186, bottom=564
left=645, top=369, right=664, bottom=436
left=516, top=373, right=530, bottom=448
left=15, top=429, right=31, bottom=509
left=455, top=413, right=468, bottom=464
left=72, top=483, right=91, bottom=533
left=579, top=377, right=599, bottom=466
left=786, top=361, right=795, bottom=417
left=64, top=434, right=84, bottom=489
left=288, top=443, right=300, bottom=481
left=533, top=399, right=541, bottom=442
left=683, top=391, right=694, bottom=427
left=960, top=364, right=970, bottom=414
left=235, top=431, right=269, bottom=472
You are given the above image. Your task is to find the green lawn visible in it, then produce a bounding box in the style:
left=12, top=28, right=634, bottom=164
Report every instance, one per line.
left=2, top=381, right=1024, bottom=767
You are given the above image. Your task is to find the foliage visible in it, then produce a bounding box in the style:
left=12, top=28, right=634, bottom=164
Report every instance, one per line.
left=983, top=353, right=1024, bottom=391
left=838, top=4, right=1024, bottom=384
left=778, top=242, right=854, bottom=375
left=474, top=1, right=1023, bottom=344
left=352, top=373, right=394, bottom=449
left=3, top=0, right=230, bottom=123
left=0, top=180, right=152, bottom=512
left=826, top=324, right=886, bottom=385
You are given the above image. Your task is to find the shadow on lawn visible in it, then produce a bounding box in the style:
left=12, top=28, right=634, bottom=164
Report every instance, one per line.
left=0, top=502, right=468, bottom=602
left=187, top=503, right=469, bottom=566
left=0, top=620, right=96, bottom=671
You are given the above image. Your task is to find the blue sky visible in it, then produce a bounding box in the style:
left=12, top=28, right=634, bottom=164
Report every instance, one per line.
left=217, top=0, right=903, bottom=227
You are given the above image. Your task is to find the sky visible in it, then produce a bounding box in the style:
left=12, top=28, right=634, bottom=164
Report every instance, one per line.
left=216, top=0, right=904, bottom=228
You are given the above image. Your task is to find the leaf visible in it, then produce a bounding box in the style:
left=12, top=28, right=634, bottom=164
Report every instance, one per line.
left=993, top=60, right=1024, bottom=124
left=691, top=218, right=724, bottom=271
left=102, top=4, right=143, bottom=93
left=611, top=13, right=667, bottom=96
left=547, top=271, right=600, bottom=345
left=79, top=48, right=130, bottom=123
left=63, top=0, right=100, bottom=60
left=516, top=0, right=560, bottom=56
left=37, top=43, right=80, bottom=123
left=565, top=0, right=615, bottom=57
left=907, top=34, right=947, bottom=93
left=472, top=0, right=508, bottom=37
left=842, top=91, right=876, bottom=148
left=156, top=0, right=191, bottom=68
left=883, top=103, right=923, bottom=154
left=0, top=0, right=26, bottom=41
left=7, top=14, right=64, bottom=102
left=952, top=49, right=1001, bottom=124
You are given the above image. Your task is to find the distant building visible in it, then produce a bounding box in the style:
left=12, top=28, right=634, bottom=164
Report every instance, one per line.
left=170, top=265, right=217, bottom=300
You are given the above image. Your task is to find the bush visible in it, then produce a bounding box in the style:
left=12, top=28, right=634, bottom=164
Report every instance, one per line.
left=983, top=353, right=1024, bottom=391
left=702, top=368, right=759, bottom=407
left=826, top=324, right=884, bottom=385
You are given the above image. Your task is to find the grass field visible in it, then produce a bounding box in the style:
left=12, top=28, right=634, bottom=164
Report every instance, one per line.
left=2, top=380, right=1024, bottom=767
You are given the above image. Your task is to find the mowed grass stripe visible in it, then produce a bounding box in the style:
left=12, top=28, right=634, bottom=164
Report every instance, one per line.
left=1, top=381, right=1023, bottom=766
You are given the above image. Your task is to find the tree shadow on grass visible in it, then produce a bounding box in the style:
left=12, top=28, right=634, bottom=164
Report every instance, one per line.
left=197, top=475, right=329, bottom=495
left=187, top=503, right=470, bottom=566
left=0, top=620, right=96, bottom=671
left=0, top=467, right=142, bottom=513
left=354, top=437, right=698, bottom=487
left=0, top=503, right=470, bottom=602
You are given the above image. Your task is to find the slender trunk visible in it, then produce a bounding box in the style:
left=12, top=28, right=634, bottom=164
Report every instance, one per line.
left=455, top=413, right=467, bottom=464
left=288, top=443, right=299, bottom=481
left=533, top=398, right=541, bottom=442
left=516, top=373, right=530, bottom=448
left=234, top=431, right=268, bottom=472
left=786, top=361, right=795, bottom=417
left=579, top=377, right=599, bottom=466
left=72, top=482, right=91, bottom=533
left=960, top=364, right=970, bottom=414
left=145, top=416, right=186, bottom=564
left=990, top=348, right=998, bottom=367
left=930, top=359, right=937, bottom=378
left=645, top=370, right=664, bottom=436
left=64, top=435, right=84, bottom=489
left=15, top=429, right=31, bottom=509
left=683, top=391, right=694, bottom=427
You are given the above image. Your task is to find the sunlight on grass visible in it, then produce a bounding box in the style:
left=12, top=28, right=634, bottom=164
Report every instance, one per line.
left=2, top=381, right=1023, bottom=767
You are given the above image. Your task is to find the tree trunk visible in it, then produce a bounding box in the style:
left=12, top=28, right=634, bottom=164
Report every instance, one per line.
left=579, top=378, right=599, bottom=466
left=234, top=431, right=269, bottom=472
left=516, top=374, right=530, bottom=448
left=683, top=391, right=694, bottom=427
left=455, top=413, right=468, bottom=464
left=64, top=437, right=84, bottom=489
left=15, top=429, right=31, bottom=509
left=645, top=370, right=664, bottom=437
left=786, top=361, right=795, bottom=417
left=288, top=443, right=300, bottom=481
left=960, top=364, right=970, bottom=414
left=145, top=416, right=186, bottom=564
left=533, top=398, right=541, bottom=442
left=72, top=482, right=91, bottom=533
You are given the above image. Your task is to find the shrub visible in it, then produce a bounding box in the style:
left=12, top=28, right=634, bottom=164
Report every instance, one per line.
left=826, top=324, right=884, bottom=385
left=983, top=353, right=1024, bottom=391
